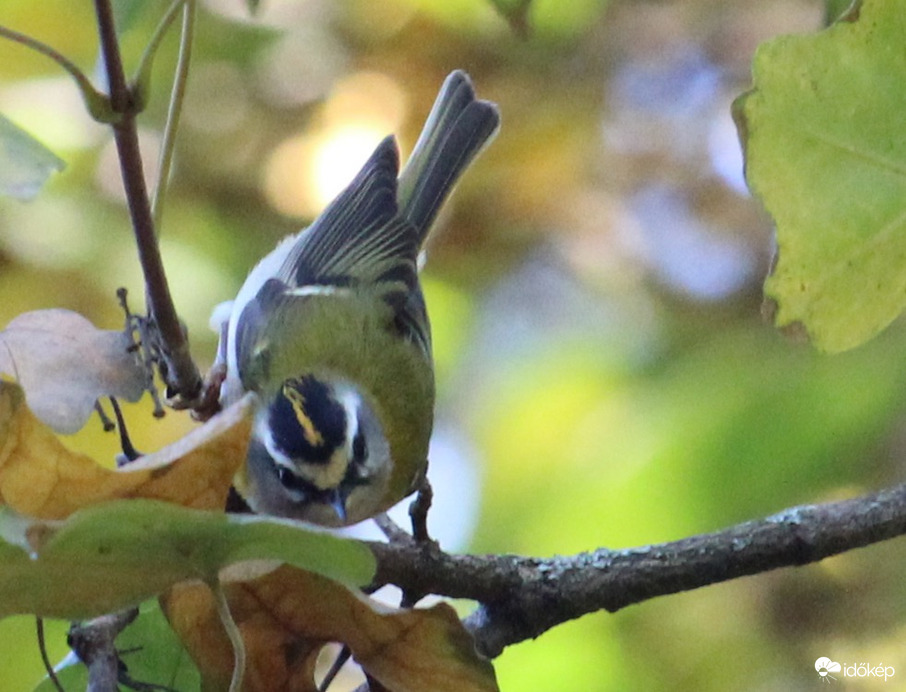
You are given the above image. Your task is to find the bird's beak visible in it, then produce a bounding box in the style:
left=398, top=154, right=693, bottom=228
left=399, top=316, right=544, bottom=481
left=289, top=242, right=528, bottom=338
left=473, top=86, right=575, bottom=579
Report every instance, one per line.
left=328, top=488, right=348, bottom=524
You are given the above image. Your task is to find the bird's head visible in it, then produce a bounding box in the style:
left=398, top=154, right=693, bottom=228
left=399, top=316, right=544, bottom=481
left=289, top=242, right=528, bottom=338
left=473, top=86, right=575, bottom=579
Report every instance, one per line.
left=245, top=374, right=391, bottom=526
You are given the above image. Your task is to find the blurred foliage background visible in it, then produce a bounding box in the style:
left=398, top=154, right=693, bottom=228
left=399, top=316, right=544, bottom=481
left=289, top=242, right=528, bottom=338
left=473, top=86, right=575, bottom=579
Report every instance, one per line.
left=2, top=0, right=906, bottom=690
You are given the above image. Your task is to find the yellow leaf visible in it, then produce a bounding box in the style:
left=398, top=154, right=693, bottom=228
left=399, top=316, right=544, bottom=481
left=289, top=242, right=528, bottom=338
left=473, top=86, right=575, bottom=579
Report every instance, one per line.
left=0, top=381, right=253, bottom=518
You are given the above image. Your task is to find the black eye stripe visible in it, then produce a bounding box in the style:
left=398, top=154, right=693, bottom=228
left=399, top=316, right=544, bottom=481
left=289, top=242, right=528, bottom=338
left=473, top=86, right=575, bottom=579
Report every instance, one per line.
left=276, top=466, right=353, bottom=505
left=276, top=466, right=311, bottom=493
left=352, top=428, right=367, bottom=464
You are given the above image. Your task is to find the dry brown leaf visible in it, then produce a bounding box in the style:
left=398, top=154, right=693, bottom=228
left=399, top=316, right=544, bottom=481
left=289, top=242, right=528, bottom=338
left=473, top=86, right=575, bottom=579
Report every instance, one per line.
left=164, top=578, right=320, bottom=692
left=0, top=381, right=253, bottom=518
left=163, top=565, right=498, bottom=692
left=0, top=309, right=147, bottom=434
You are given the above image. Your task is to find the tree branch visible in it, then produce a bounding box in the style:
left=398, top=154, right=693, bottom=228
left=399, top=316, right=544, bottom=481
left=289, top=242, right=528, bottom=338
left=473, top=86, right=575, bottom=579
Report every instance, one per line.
left=93, top=0, right=202, bottom=405
left=369, top=482, right=906, bottom=658
left=68, top=609, right=138, bottom=692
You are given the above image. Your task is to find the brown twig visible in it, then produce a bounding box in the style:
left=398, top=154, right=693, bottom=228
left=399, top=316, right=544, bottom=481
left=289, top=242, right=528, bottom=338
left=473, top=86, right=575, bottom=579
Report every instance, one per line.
left=109, top=396, right=143, bottom=464
left=373, top=513, right=409, bottom=543
left=0, top=23, right=113, bottom=121
left=408, top=476, right=433, bottom=543
left=93, top=0, right=202, bottom=406
left=68, top=609, right=139, bottom=692
left=317, top=645, right=352, bottom=692
left=93, top=400, right=116, bottom=432
left=118, top=287, right=166, bottom=418
left=369, top=482, right=906, bottom=659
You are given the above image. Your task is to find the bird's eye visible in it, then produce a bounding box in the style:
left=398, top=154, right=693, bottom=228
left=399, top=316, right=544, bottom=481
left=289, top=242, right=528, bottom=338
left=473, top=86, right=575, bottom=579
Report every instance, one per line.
left=352, top=429, right=367, bottom=464
left=276, top=466, right=315, bottom=495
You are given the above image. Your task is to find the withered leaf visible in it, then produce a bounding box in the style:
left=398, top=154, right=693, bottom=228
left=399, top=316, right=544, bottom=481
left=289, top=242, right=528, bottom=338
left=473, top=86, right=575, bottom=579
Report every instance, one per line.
left=0, top=381, right=252, bottom=517
left=0, top=309, right=146, bottom=434
left=164, top=566, right=498, bottom=692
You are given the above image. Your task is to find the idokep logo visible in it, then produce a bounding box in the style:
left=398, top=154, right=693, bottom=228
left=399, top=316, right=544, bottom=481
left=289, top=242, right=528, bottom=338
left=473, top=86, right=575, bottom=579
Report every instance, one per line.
left=815, top=657, right=896, bottom=683
left=815, top=658, right=841, bottom=683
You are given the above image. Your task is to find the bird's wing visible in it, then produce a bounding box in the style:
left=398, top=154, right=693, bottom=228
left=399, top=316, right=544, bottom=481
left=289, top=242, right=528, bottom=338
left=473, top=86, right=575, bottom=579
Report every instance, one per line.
left=277, top=135, right=419, bottom=301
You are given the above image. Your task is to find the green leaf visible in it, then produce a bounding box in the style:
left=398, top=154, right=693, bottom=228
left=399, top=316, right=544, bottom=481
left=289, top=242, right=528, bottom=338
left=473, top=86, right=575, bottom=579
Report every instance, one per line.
left=0, top=499, right=375, bottom=621
left=0, top=114, right=65, bottom=200
left=114, top=0, right=152, bottom=33
left=528, top=0, right=609, bottom=38
left=824, top=0, right=857, bottom=24
left=33, top=653, right=86, bottom=692
left=32, top=602, right=200, bottom=691
left=735, top=0, right=906, bottom=352
left=112, top=600, right=201, bottom=690
left=487, top=0, right=532, bottom=35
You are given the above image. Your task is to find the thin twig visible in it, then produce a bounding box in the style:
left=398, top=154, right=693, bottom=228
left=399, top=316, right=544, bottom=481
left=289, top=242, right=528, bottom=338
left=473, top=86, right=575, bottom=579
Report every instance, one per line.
left=408, top=476, right=433, bottom=543
left=110, top=397, right=143, bottom=464
left=118, top=288, right=166, bottom=418
left=0, top=24, right=114, bottom=122
left=0, top=25, right=91, bottom=90
left=36, top=617, right=65, bottom=692
left=210, top=579, right=245, bottom=692
left=373, top=513, right=409, bottom=543
left=318, top=645, right=352, bottom=692
left=94, top=400, right=116, bottom=432
left=149, top=0, right=195, bottom=232
left=69, top=609, right=139, bottom=692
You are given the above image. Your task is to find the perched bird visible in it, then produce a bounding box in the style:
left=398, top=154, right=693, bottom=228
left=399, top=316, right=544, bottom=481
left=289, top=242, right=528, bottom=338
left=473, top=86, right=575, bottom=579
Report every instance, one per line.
left=214, top=71, right=499, bottom=526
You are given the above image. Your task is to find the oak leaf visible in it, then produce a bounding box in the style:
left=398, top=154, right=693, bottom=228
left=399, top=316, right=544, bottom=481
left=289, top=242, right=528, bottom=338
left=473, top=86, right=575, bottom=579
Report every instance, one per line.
left=0, top=381, right=252, bottom=518
left=164, top=565, right=498, bottom=692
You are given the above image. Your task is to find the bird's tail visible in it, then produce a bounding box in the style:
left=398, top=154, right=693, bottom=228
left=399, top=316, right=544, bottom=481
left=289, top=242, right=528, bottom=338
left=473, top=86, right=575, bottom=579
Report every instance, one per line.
left=398, top=70, right=500, bottom=245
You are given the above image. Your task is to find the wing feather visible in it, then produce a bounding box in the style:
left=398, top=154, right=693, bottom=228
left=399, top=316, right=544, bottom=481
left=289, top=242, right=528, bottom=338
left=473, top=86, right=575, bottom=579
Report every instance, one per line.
left=278, top=136, right=418, bottom=294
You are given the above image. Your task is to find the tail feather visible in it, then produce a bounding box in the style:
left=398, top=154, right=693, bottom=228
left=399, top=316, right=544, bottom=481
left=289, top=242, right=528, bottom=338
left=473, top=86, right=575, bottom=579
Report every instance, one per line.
left=398, top=70, right=500, bottom=244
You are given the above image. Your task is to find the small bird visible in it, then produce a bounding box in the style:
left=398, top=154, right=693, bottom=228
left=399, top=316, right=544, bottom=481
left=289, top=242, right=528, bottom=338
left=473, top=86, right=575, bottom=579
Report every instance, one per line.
left=214, top=71, right=499, bottom=526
